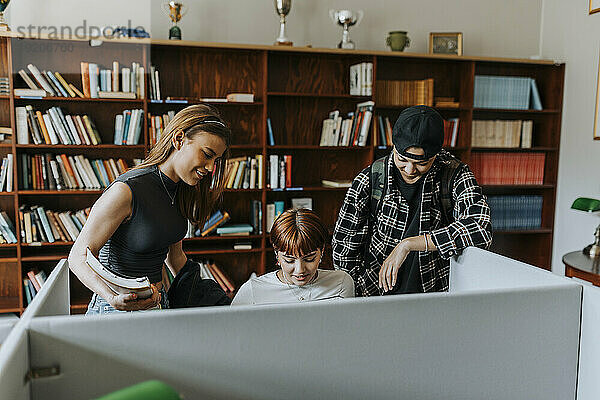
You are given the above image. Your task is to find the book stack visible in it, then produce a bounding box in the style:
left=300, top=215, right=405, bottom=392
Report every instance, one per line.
left=349, top=62, right=373, bottom=96
left=81, top=61, right=144, bottom=99
left=0, top=210, right=17, bottom=244
left=0, top=126, right=12, bottom=143
left=113, top=109, right=144, bottom=145
left=319, top=102, right=374, bottom=147
left=16, top=64, right=81, bottom=98
left=19, top=154, right=129, bottom=190
left=470, top=153, right=545, bottom=185
left=196, top=259, right=235, bottom=294
left=225, top=155, right=263, bottom=189
left=149, top=111, right=176, bottom=146
left=23, top=269, right=48, bottom=306
left=487, top=195, right=543, bottom=231
left=374, top=115, right=393, bottom=147
left=216, top=223, right=254, bottom=236
left=321, top=179, right=352, bottom=188
left=267, top=154, right=291, bottom=189
left=0, top=154, right=13, bottom=192
left=197, top=210, right=231, bottom=237
left=15, top=106, right=102, bottom=145
left=471, top=120, right=533, bottom=148
left=266, top=201, right=285, bottom=233
left=375, top=79, right=434, bottom=107
left=443, top=118, right=460, bottom=147
left=435, top=97, right=460, bottom=108
left=149, top=65, right=162, bottom=101
left=19, top=205, right=90, bottom=244
left=474, top=76, right=543, bottom=110
left=0, top=77, right=8, bottom=95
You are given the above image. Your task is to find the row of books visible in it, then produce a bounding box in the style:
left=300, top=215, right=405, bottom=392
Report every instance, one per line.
left=16, top=64, right=83, bottom=98
left=23, top=269, right=48, bottom=306
left=0, top=155, right=14, bottom=192
left=471, top=120, right=533, bottom=148
left=488, top=195, right=543, bottom=230
left=443, top=118, right=460, bottom=148
left=0, top=77, right=8, bottom=95
left=470, top=153, right=545, bottom=185
left=148, top=65, right=162, bottom=101
left=149, top=111, right=176, bottom=146
left=16, top=106, right=102, bottom=145
left=19, top=205, right=90, bottom=244
left=268, top=154, right=292, bottom=189
left=196, top=259, right=235, bottom=294
left=266, top=201, right=285, bottom=233
left=375, top=79, right=434, bottom=107
left=225, top=155, right=264, bottom=189
left=373, top=115, right=393, bottom=147
left=473, top=75, right=542, bottom=110
left=0, top=209, right=17, bottom=244
left=113, top=109, right=144, bottom=145
left=19, top=154, right=129, bottom=191
left=193, top=209, right=256, bottom=237
left=318, top=102, right=374, bottom=147
left=83, top=61, right=144, bottom=99
left=349, top=62, right=373, bottom=96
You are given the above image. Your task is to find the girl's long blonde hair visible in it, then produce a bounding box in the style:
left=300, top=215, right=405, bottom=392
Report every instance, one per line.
left=135, top=104, right=231, bottom=226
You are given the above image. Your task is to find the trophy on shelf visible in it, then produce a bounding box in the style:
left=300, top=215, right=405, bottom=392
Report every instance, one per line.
left=274, top=0, right=293, bottom=46
left=163, top=1, right=187, bottom=40
left=0, top=0, right=11, bottom=32
left=329, top=9, right=363, bottom=49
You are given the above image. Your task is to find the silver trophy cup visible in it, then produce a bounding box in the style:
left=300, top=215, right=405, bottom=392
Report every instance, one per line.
left=274, top=0, right=292, bottom=46
left=329, top=9, right=363, bottom=49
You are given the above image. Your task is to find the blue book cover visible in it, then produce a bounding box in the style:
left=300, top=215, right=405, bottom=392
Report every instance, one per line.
left=202, top=210, right=224, bottom=231
left=267, top=117, right=275, bottom=146
left=274, top=200, right=285, bottom=219
left=216, top=223, right=254, bottom=234
left=530, top=78, right=543, bottom=110
left=121, top=111, right=131, bottom=145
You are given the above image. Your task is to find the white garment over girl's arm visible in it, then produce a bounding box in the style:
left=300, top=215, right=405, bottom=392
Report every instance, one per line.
left=231, top=280, right=254, bottom=306
left=339, top=272, right=356, bottom=298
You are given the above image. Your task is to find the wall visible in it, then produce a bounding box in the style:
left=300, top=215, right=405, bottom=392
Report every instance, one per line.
left=7, top=0, right=543, bottom=57
left=540, top=0, right=600, bottom=273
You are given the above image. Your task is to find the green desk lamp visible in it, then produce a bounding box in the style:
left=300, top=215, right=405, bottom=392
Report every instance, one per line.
left=571, top=197, right=600, bottom=258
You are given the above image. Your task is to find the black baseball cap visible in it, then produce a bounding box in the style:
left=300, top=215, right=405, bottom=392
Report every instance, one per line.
left=392, top=105, right=444, bottom=161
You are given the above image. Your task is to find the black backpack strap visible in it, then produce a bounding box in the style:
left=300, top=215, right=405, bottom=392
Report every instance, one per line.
left=438, top=157, right=462, bottom=224
left=369, top=155, right=388, bottom=221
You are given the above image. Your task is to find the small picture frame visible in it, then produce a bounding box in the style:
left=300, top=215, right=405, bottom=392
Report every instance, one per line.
left=429, top=32, right=463, bottom=56
left=590, top=0, right=600, bottom=15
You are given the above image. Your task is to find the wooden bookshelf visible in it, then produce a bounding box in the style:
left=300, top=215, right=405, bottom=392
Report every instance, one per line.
left=0, top=35, right=565, bottom=315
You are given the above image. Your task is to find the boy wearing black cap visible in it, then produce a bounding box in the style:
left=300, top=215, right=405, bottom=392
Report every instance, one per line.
left=332, top=105, right=492, bottom=296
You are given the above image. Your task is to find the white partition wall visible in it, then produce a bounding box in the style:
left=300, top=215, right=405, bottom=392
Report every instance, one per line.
left=27, top=282, right=581, bottom=400
left=0, top=259, right=70, bottom=400
left=576, top=284, right=600, bottom=399
left=450, top=247, right=573, bottom=291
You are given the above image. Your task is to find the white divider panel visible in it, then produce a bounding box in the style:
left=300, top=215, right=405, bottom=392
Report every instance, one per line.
left=0, top=259, right=70, bottom=400
left=20, top=259, right=70, bottom=321
left=0, top=326, right=30, bottom=400
left=28, top=285, right=581, bottom=400
left=576, top=284, right=600, bottom=400
left=0, top=318, right=17, bottom=344
left=450, top=247, right=571, bottom=292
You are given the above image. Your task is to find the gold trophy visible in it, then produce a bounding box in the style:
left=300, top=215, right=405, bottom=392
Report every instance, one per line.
left=163, top=1, right=187, bottom=40
left=0, top=0, right=11, bottom=32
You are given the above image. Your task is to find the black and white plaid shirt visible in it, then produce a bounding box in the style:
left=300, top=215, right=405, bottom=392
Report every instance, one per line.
left=332, top=150, right=492, bottom=296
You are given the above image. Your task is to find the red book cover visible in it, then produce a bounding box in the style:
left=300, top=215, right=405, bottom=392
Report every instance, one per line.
left=27, top=270, right=41, bottom=292
left=284, top=155, right=292, bottom=188
left=352, top=111, right=364, bottom=146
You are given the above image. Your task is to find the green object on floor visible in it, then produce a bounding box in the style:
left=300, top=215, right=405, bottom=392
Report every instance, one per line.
left=94, top=380, right=181, bottom=400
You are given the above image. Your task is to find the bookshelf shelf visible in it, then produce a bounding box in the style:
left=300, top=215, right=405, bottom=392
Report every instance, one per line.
left=473, top=108, right=560, bottom=114
left=13, top=96, right=144, bottom=103
left=267, top=92, right=371, bottom=99
left=17, top=190, right=103, bottom=195
left=493, top=229, right=553, bottom=235
left=471, top=147, right=558, bottom=152
left=268, top=145, right=370, bottom=151
left=184, top=235, right=262, bottom=242
left=15, top=144, right=146, bottom=150
left=0, top=244, right=17, bottom=248
left=21, top=241, right=74, bottom=247
left=0, top=36, right=565, bottom=314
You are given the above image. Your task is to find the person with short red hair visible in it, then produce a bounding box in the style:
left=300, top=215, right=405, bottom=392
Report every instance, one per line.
left=232, top=208, right=354, bottom=305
